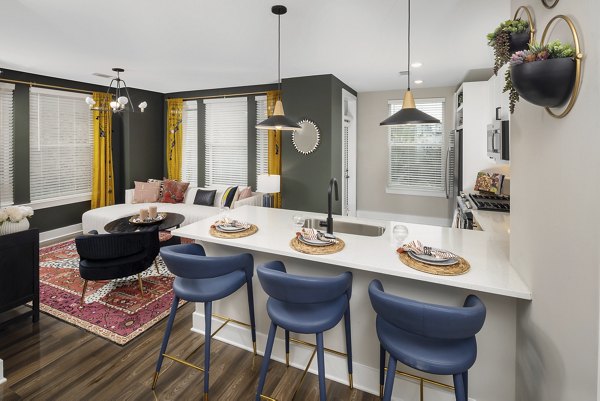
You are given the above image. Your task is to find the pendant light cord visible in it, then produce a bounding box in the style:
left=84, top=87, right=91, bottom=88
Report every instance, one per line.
left=407, top=0, right=411, bottom=91
left=278, top=13, right=282, bottom=96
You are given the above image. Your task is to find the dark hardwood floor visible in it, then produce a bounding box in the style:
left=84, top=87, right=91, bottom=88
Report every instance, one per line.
left=0, top=304, right=379, bottom=401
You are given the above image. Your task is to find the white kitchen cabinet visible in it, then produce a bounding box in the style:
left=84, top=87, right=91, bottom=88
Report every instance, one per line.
left=488, top=64, right=510, bottom=121
left=455, top=81, right=497, bottom=191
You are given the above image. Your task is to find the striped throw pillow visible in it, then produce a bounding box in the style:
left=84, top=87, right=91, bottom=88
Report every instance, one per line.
left=221, top=186, right=238, bottom=208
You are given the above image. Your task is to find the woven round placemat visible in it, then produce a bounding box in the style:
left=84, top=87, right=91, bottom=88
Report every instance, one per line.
left=290, top=237, right=345, bottom=255
left=209, top=224, right=258, bottom=239
left=398, top=252, right=470, bottom=276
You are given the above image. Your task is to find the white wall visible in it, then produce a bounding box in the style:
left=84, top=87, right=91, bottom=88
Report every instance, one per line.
left=356, top=87, right=455, bottom=225
left=509, top=1, right=600, bottom=400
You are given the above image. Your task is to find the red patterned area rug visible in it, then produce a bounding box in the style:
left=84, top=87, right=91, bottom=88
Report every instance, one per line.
left=39, top=240, right=184, bottom=346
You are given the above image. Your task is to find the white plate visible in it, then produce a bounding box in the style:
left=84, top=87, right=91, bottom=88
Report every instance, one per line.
left=216, top=225, right=248, bottom=233
left=408, top=251, right=458, bottom=266
left=298, top=236, right=334, bottom=247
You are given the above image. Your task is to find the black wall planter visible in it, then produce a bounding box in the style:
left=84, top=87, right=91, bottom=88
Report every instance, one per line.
left=509, top=30, right=531, bottom=54
left=511, top=58, right=576, bottom=108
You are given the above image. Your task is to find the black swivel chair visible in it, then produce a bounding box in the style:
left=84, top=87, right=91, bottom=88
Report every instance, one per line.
left=75, top=226, right=160, bottom=303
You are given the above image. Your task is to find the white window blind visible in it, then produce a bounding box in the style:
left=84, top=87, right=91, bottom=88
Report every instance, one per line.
left=0, top=83, right=15, bottom=206
left=256, top=95, right=268, bottom=177
left=387, top=98, right=446, bottom=196
left=181, top=100, right=198, bottom=185
left=29, top=87, right=93, bottom=202
left=204, top=97, right=248, bottom=187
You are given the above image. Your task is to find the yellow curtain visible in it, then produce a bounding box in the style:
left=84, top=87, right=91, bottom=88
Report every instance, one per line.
left=266, top=90, right=282, bottom=208
left=91, top=92, right=115, bottom=209
left=166, top=98, right=184, bottom=181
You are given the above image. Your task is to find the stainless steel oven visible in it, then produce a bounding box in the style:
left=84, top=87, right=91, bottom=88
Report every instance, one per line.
left=487, top=120, right=509, bottom=161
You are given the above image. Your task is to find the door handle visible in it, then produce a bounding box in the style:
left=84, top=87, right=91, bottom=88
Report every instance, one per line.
left=495, top=107, right=501, bottom=120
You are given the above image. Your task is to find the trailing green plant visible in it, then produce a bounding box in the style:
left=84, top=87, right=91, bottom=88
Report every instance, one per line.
left=504, top=40, right=576, bottom=113
left=487, top=19, right=529, bottom=74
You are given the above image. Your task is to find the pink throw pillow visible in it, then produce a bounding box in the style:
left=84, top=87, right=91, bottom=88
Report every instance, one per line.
left=160, top=179, right=190, bottom=203
left=132, top=181, right=160, bottom=203
left=237, top=187, right=253, bottom=200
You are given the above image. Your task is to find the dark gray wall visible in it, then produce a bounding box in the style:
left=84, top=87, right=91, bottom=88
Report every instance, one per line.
left=164, top=84, right=277, bottom=189
left=0, top=68, right=164, bottom=232
left=281, top=74, right=356, bottom=214
left=119, top=88, right=164, bottom=190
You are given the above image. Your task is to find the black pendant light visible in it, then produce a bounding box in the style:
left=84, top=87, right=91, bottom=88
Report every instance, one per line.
left=380, top=0, right=440, bottom=126
left=256, top=5, right=301, bottom=131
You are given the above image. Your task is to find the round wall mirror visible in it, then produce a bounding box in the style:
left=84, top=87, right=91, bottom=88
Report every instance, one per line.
left=292, top=120, right=320, bottom=154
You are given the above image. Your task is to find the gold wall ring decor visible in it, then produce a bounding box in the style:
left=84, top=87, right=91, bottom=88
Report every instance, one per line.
left=541, top=15, right=583, bottom=118
left=513, top=6, right=536, bottom=44
left=542, top=0, right=560, bottom=9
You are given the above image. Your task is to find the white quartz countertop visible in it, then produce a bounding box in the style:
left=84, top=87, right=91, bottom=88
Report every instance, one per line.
left=473, top=210, right=511, bottom=235
left=172, top=206, right=531, bottom=300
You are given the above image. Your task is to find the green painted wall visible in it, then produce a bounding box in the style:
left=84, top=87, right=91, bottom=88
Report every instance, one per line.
left=0, top=68, right=164, bottom=232
left=281, top=74, right=356, bottom=214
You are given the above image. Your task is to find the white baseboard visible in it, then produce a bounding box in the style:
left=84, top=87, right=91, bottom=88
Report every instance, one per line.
left=0, top=358, right=5, bottom=385
left=40, top=223, right=82, bottom=245
left=191, top=311, right=475, bottom=401
left=356, top=210, right=451, bottom=227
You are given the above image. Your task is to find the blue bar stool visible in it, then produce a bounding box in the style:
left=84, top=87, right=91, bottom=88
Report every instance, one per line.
left=152, top=243, right=257, bottom=401
left=255, top=261, right=353, bottom=401
left=368, top=280, right=486, bottom=401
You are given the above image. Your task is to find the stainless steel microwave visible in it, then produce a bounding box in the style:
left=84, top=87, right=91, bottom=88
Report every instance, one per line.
left=487, top=120, right=509, bottom=161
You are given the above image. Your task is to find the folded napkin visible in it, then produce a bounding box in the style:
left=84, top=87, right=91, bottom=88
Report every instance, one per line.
left=296, top=228, right=338, bottom=244
left=398, top=240, right=457, bottom=259
left=212, top=217, right=250, bottom=229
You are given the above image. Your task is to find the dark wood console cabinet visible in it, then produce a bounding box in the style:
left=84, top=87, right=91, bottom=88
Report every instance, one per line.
left=0, top=228, right=39, bottom=324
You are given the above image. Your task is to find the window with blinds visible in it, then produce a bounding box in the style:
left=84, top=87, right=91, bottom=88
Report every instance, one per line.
left=181, top=100, right=198, bottom=185
left=387, top=98, right=446, bottom=196
left=256, top=95, right=268, bottom=177
left=204, top=97, right=248, bottom=187
left=0, top=83, right=15, bottom=206
left=29, top=87, right=93, bottom=202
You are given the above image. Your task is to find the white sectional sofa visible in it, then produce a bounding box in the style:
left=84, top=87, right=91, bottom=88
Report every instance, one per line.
left=82, top=186, right=263, bottom=234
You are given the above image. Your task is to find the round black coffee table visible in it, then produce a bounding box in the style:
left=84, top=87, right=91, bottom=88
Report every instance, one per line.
left=104, top=213, right=185, bottom=234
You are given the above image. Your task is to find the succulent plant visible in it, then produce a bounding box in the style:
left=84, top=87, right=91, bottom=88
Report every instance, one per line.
left=504, top=40, right=576, bottom=113
left=487, top=19, right=530, bottom=75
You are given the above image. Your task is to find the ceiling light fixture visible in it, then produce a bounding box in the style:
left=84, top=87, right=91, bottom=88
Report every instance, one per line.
left=414, top=80, right=423, bottom=84
left=411, top=62, right=423, bottom=68
left=85, top=68, right=147, bottom=113
left=380, top=0, right=439, bottom=126
left=256, top=5, right=300, bottom=131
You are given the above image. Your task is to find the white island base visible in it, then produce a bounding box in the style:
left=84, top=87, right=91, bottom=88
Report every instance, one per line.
left=173, top=206, right=530, bottom=401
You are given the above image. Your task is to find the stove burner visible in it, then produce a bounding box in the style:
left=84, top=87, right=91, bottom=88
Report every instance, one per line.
left=469, top=193, right=510, bottom=212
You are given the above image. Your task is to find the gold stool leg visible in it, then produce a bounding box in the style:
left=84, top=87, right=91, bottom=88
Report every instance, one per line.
left=204, top=392, right=208, bottom=401
left=138, top=274, right=144, bottom=295
left=80, top=280, right=88, bottom=305
left=154, top=260, right=160, bottom=275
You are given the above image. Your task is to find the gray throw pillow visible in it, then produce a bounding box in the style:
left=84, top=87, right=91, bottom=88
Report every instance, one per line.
left=193, top=189, right=217, bottom=206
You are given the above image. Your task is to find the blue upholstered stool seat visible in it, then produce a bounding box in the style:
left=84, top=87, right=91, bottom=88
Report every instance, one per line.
left=153, top=244, right=256, bottom=401
left=267, top=297, right=348, bottom=334
left=173, top=271, right=246, bottom=302
left=369, top=280, right=486, bottom=401
left=376, top=318, right=477, bottom=375
left=255, top=261, right=353, bottom=401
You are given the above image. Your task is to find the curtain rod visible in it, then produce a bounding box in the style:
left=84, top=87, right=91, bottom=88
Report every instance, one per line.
left=168, top=90, right=273, bottom=102
left=0, top=77, right=93, bottom=94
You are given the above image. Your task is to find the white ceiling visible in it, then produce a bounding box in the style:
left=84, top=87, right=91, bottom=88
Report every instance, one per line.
left=0, top=0, right=509, bottom=93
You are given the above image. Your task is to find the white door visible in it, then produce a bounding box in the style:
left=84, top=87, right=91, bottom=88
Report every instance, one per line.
left=342, top=89, right=357, bottom=216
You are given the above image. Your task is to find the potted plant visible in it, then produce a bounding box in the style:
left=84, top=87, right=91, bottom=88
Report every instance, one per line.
left=487, top=19, right=531, bottom=74
left=0, top=206, right=34, bottom=235
left=508, top=40, right=576, bottom=110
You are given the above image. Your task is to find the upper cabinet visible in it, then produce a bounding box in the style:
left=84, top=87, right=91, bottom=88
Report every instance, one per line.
left=488, top=64, right=510, bottom=122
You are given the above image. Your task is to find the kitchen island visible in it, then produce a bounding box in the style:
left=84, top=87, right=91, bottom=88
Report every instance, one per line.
left=172, top=206, right=530, bottom=401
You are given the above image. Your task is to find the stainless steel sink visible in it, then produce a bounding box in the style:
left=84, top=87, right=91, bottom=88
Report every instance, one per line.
left=303, top=218, right=386, bottom=237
